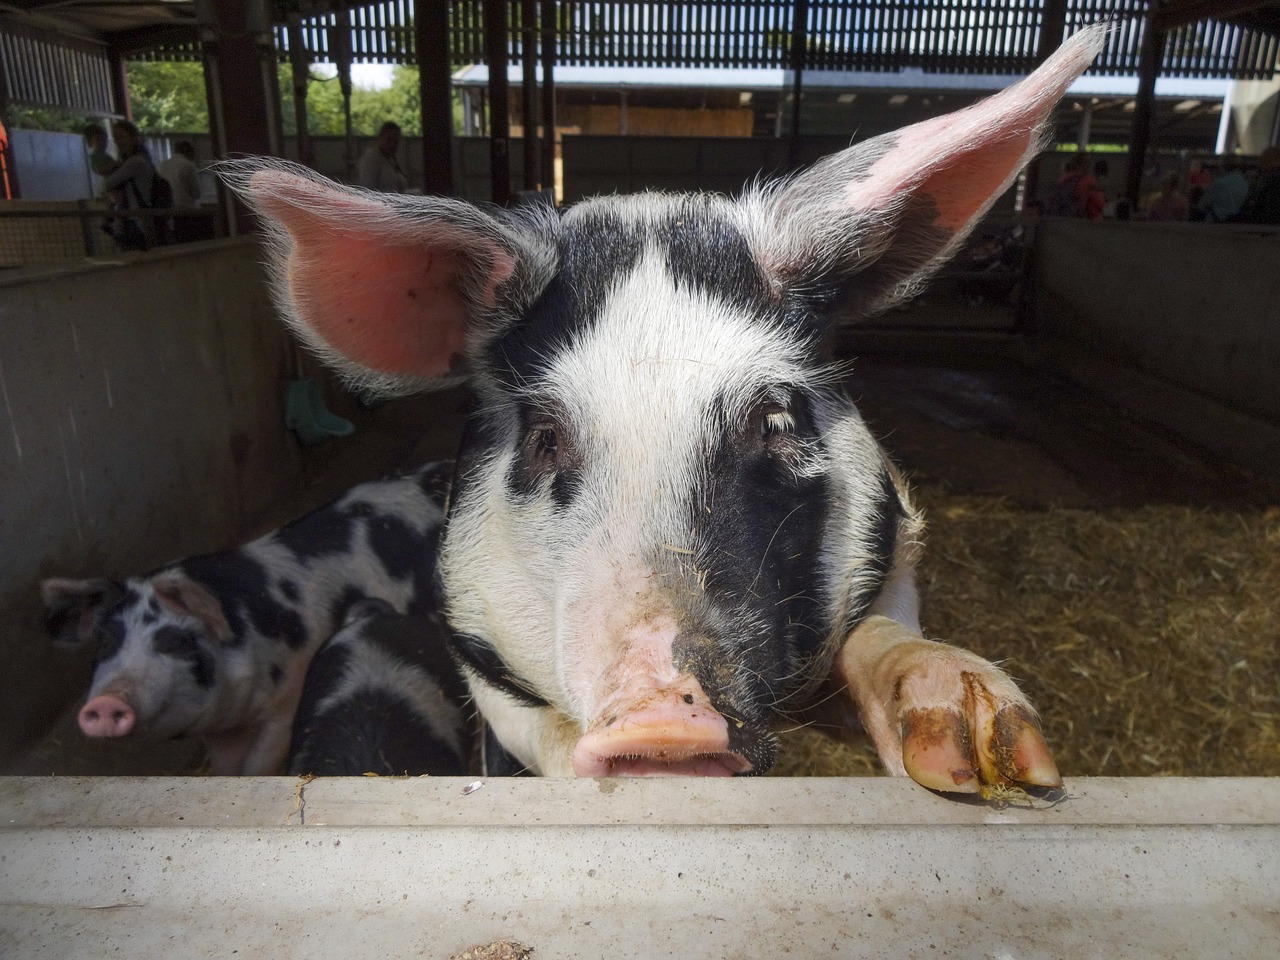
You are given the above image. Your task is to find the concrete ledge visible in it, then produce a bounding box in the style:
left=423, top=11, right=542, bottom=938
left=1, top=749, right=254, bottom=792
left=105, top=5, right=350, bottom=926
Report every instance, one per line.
left=2, top=777, right=1277, bottom=958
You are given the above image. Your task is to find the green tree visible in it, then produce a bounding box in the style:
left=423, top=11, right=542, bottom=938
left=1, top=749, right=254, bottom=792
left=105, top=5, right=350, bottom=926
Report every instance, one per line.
left=125, top=61, right=210, bottom=133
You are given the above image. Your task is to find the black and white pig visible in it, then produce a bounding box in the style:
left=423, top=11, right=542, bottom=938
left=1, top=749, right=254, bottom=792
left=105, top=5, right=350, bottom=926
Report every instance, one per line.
left=285, top=598, right=470, bottom=777
left=41, top=461, right=452, bottom=775
left=224, top=28, right=1105, bottom=792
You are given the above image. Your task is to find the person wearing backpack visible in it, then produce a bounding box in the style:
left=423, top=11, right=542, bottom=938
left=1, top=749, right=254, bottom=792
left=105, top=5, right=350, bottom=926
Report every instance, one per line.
left=157, top=141, right=204, bottom=243
left=102, top=120, right=166, bottom=250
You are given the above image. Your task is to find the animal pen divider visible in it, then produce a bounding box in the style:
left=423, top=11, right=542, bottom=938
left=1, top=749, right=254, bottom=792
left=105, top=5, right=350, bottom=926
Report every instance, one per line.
left=0, top=775, right=1276, bottom=959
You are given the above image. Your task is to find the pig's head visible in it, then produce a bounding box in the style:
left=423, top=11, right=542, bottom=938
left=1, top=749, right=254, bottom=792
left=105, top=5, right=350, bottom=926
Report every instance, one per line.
left=43, top=572, right=239, bottom=742
left=227, top=27, right=1102, bottom=776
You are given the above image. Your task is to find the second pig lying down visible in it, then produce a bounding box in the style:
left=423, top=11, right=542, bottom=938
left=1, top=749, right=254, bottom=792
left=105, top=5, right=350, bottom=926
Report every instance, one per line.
left=41, top=462, right=452, bottom=775
left=286, top=598, right=470, bottom=777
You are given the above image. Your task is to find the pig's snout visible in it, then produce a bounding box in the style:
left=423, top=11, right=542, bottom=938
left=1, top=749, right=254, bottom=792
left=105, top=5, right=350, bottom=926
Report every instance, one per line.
left=78, top=695, right=136, bottom=738
left=571, top=686, right=752, bottom=778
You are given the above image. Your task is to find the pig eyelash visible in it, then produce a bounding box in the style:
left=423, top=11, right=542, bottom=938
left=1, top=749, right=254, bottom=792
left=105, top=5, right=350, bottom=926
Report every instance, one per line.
left=761, top=406, right=796, bottom=438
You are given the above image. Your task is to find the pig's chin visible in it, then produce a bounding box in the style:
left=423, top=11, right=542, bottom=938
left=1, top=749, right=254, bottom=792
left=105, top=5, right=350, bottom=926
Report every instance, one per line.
left=574, top=750, right=753, bottom=778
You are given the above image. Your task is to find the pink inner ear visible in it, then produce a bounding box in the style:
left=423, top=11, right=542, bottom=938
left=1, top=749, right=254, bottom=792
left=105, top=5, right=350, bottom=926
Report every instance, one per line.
left=250, top=171, right=514, bottom=380
left=287, top=231, right=473, bottom=378
left=841, top=26, right=1103, bottom=234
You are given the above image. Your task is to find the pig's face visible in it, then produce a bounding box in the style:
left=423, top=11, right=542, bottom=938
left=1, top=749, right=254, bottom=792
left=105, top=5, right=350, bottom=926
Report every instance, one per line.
left=43, top=574, right=238, bottom=742
left=441, top=197, right=899, bottom=775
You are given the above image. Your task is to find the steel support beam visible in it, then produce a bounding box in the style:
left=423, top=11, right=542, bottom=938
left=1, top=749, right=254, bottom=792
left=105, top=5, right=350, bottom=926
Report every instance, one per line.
left=521, top=0, right=539, bottom=190
left=787, top=0, right=808, bottom=168
left=1026, top=0, right=1070, bottom=206
left=1127, top=15, right=1165, bottom=204
left=198, top=0, right=285, bottom=235
left=417, top=0, right=454, bottom=195
left=484, top=0, right=511, bottom=204
left=540, top=0, right=557, bottom=196
left=1153, top=0, right=1272, bottom=32
left=286, top=14, right=312, bottom=168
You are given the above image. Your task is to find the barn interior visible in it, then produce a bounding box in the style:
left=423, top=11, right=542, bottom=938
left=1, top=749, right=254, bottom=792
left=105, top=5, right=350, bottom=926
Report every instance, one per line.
left=1, top=2, right=1278, bottom=957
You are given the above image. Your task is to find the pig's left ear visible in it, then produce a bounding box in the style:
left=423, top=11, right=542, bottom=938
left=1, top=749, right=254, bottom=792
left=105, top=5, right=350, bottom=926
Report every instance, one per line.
left=153, top=573, right=235, bottom=645
left=222, top=161, right=554, bottom=392
left=751, top=24, right=1104, bottom=318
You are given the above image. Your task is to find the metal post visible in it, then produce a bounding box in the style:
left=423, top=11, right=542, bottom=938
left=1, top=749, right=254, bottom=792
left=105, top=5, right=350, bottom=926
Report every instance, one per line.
left=286, top=13, right=312, bottom=168
left=332, top=3, right=354, bottom=180
left=1126, top=16, right=1164, bottom=205
left=484, top=0, right=511, bottom=205
left=540, top=0, right=557, bottom=197
left=1077, top=100, right=1094, bottom=151
left=1026, top=0, right=1070, bottom=206
left=417, top=0, right=454, bottom=195
left=787, top=0, right=808, bottom=169
left=521, top=0, right=539, bottom=190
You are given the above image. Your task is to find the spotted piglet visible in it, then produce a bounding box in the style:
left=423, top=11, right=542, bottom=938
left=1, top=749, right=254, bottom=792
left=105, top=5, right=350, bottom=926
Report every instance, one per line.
left=42, top=461, right=451, bottom=775
left=226, top=29, right=1105, bottom=791
left=286, top=598, right=470, bottom=777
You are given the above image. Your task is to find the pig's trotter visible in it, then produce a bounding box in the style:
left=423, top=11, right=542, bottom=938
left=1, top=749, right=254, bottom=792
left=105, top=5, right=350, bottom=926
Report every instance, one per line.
left=836, top=615, right=1061, bottom=794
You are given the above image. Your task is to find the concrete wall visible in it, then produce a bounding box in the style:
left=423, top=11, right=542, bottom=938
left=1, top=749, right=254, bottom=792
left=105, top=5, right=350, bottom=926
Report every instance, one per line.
left=1030, top=219, right=1280, bottom=476
left=0, top=241, right=307, bottom=766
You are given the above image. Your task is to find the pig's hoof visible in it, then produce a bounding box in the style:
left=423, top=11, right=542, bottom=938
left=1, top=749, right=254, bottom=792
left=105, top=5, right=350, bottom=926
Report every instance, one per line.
left=896, top=659, right=1060, bottom=794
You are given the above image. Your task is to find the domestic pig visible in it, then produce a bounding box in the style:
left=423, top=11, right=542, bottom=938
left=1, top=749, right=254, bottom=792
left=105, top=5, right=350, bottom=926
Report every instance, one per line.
left=225, top=27, right=1105, bottom=791
left=286, top=598, right=469, bottom=777
left=42, top=461, right=452, bottom=775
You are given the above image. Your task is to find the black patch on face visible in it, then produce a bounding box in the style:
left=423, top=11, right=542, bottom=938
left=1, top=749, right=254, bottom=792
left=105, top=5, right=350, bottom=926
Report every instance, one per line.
left=270, top=663, right=284, bottom=687
left=367, top=513, right=423, bottom=581
left=671, top=633, right=777, bottom=776
left=487, top=207, right=644, bottom=389
left=94, top=614, right=128, bottom=665
left=272, top=504, right=355, bottom=560
left=658, top=201, right=771, bottom=313
left=841, top=468, right=905, bottom=636
left=505, top=404, right=584, bottom=509
left=695, top=388, right=831, bottom=709
left=278, top=579, right=300, bottom=603
left=450, top=632, right=549, bottom=708
left=152, top=625, right=217, bottom=689
left=177, top=554, right=306, bottom=649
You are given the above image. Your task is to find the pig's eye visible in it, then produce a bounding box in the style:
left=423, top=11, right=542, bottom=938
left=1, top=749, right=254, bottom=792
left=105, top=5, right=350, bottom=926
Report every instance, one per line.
left=534, top=426, right=558, bottom=457
left=760, top=403, right=796, bottom=439
left=518, top=415, right=576, bottom=478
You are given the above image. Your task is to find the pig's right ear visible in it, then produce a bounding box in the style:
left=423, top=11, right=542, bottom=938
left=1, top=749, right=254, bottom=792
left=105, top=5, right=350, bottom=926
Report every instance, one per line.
left=41, top=578, right=124, bottom=648
left=221, top=160, right=555, bottom=392
left=748, top=24, right=1104, bottom=319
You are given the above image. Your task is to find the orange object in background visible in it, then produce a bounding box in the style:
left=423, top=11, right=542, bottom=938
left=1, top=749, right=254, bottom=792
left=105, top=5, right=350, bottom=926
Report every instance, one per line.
left=0, top=118, right=12, bottom=199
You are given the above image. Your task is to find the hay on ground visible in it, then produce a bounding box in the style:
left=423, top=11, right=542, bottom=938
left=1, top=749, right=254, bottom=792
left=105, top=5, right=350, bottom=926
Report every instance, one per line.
left=772, top=486, right=1280, bottom=779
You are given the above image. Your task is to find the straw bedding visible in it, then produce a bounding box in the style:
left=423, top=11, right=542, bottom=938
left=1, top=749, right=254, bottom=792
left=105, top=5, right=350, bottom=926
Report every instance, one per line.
left=773, top=485, right=1280, bottom=779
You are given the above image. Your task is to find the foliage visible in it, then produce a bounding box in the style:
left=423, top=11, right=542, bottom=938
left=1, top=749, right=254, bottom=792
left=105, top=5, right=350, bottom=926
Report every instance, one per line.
left=12, top=59, right=459, bottom=138
left=126, top=61, right=210, bottom=133
left=3, top=105, right=101, bottom=133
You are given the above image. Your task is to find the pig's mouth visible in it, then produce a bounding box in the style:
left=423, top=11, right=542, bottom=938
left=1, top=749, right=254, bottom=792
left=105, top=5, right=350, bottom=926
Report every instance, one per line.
left=578, top=748, right=754, bottom=778
left=570, top=698, right=758, bottom=777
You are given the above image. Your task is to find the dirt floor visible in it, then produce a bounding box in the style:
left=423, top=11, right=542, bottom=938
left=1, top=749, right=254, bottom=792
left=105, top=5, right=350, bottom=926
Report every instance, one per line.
left=10, top=346, right=1277, bottom=781
left=773, top=353, right=1279, bottom=779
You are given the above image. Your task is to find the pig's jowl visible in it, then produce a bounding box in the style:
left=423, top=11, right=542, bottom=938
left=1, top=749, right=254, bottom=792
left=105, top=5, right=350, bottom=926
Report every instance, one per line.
left=225, top=27, right=1105, bottom=791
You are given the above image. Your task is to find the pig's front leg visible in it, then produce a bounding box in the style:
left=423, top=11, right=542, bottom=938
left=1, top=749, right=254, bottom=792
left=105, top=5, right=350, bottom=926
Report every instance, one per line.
left=835, top=574, right=1060, bottom=794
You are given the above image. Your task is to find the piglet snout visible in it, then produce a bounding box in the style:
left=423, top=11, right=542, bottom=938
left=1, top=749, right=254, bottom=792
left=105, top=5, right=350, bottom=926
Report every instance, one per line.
left=78, top=694, right=136, bottom=738
left=572, top=684, right=751, bottom=778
